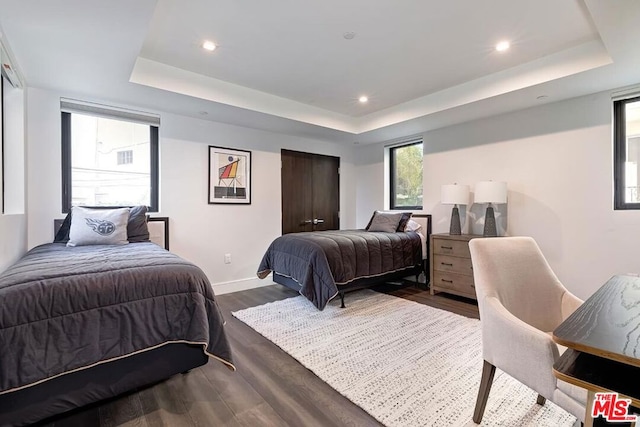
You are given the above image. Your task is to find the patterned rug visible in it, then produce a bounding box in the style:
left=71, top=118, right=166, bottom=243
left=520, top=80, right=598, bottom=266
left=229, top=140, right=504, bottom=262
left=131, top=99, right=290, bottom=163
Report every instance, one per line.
left=232, top=290, right=577, bottom=427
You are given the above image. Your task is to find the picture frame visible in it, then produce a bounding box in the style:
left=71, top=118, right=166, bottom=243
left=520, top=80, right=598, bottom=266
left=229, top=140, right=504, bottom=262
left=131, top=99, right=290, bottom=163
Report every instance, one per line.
left=208, top=145, right=252, bottom=204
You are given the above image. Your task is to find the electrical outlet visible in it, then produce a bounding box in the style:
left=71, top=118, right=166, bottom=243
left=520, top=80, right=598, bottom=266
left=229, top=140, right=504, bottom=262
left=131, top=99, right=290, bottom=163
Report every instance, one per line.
left=224, top=253, right=232, bottom=264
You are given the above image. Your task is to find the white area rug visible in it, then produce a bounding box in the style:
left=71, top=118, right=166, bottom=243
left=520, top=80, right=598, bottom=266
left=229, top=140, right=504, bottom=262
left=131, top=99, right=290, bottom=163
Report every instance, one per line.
left=232, top=290, right=577, bottom=427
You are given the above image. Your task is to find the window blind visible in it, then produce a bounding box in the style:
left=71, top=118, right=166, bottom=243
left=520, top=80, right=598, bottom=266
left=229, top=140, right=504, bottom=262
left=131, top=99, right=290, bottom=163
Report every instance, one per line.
left=60, top=98, right=160, bottom=126
left=611, top=85, right=640, bottom=102
left=384, top=135, right=423, bottom=148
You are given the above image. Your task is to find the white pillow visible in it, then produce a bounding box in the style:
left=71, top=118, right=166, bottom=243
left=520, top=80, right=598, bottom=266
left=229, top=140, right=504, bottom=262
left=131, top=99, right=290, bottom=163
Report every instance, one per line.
left=405, top=219, right=422, bottom=232
left=67, top=207, right=130, bottom=247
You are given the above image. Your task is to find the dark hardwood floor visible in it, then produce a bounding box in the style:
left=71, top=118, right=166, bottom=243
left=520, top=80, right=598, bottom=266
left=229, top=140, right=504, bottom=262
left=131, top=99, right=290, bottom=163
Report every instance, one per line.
left=36, top=283, right=478, bottom=427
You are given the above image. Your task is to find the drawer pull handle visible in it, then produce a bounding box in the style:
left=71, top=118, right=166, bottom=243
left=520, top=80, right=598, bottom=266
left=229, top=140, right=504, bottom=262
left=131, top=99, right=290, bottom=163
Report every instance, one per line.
left=441, top=246, right=453, bottom=250
left=441, top=262, right=453, bottom=266
left=441, top=279, right=453, bottom=283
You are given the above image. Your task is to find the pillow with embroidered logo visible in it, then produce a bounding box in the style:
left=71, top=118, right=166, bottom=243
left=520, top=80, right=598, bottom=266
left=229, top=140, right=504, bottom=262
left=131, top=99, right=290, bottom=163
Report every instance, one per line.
left=55, top=205, right=149, bottom=243
left=67, top=206, right=130, bottom=247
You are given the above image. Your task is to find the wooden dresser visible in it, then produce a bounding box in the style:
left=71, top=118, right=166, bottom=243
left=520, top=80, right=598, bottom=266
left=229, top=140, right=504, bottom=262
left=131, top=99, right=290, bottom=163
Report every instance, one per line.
left=430, top=233, right=480, bottom=300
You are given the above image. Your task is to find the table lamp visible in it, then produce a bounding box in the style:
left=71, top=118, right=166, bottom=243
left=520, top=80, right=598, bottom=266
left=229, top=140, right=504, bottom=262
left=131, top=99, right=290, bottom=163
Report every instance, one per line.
left=474, top=181, right=507, bottom=237
left=441, top=184, right=470, bottom=235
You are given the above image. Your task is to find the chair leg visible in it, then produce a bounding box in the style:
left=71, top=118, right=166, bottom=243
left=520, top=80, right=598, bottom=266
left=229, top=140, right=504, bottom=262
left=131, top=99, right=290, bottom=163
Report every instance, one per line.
left=473, top=360, right=496, bottom=423
left=536, top=394, right=546, bottom=405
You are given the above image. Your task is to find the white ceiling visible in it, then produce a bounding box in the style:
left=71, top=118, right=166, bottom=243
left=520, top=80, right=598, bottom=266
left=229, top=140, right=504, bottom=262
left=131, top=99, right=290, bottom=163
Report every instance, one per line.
left=1, top=0, right=639, bottom=144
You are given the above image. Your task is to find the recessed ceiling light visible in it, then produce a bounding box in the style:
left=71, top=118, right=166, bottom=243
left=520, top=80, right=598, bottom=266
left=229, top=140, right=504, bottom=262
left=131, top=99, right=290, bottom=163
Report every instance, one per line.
left=359, top=96, right=368, bottom=103
left=536, top=95, right=549, bottom=101
left=343, top=32, right=356, bottom=40
left=495, top=41, right=510, bottom=52
left=202, top=40, right=217, bottom=52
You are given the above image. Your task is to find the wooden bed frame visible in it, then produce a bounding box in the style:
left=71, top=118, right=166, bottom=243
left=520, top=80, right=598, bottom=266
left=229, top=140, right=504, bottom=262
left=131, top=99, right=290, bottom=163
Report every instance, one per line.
left=273, top=214, right=432, bottom=307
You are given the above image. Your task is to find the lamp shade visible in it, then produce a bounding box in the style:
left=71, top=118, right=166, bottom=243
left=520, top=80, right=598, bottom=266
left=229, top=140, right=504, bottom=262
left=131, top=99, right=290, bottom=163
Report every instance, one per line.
left=441, top=184, right=470, bottom=205
left=474, top=181, right=507, bottom=204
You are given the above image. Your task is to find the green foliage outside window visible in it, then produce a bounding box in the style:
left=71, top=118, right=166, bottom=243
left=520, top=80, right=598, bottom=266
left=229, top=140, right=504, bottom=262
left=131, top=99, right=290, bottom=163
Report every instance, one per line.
left=391, top=142, right=423, bottom=208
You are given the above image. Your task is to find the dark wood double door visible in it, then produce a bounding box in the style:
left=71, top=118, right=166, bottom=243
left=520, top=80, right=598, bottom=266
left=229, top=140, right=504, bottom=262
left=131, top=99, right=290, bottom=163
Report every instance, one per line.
left=281, top=149, right=340, bottom=235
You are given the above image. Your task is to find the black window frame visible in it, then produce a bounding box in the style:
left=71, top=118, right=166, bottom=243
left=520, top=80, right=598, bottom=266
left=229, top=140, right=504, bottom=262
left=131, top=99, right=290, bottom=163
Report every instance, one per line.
left=614, top=95, right=640, bottom=210
left=389, top=140, right=423, bottom=210
left=61, top=111, right=159, bottom=213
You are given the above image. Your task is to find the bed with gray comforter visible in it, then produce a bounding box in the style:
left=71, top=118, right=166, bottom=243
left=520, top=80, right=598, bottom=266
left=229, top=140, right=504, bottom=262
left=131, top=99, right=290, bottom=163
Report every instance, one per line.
left=257, top=230, right=423, bottom=310
left=0, top=242, right=234, bottom=425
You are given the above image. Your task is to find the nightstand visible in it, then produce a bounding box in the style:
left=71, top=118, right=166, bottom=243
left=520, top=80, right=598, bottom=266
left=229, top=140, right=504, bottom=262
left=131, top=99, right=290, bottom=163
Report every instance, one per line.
left=430, top=233, right=480, bottom=300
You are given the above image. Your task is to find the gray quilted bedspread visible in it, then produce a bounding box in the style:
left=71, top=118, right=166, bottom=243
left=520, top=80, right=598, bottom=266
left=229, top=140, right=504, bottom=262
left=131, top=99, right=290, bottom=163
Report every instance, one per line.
left=0, top=242, right=234, bottom=394
left=257, top=230, right=422, bottom=310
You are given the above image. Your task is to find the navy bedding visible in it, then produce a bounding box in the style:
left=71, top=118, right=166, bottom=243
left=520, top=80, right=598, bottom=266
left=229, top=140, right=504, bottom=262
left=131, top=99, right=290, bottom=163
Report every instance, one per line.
left=0, top=242, right=234, bottom=398
left=257, top=230, right=422, bottom=310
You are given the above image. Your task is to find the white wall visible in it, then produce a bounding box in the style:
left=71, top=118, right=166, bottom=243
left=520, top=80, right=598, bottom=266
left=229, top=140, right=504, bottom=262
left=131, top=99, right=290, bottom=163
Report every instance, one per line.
left=26, top=87, right=357, bottom=293
left=3, top=82, right=25, bottom=214
left=0, top=83, right=27, bottom=272
left=0, top=214, right=27, bottom=271
left=356, top=91, right=637, bottom=300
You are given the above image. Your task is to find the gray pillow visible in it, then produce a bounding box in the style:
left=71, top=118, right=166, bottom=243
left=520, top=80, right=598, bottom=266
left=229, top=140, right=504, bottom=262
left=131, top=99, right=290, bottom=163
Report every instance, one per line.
left=367, top=212, right=403, bottom=233
left=127, top=205, right=150, bottom=242
left=53, top=213, right=72, bottom=243
left=67, top=207, right=130, bottom=246
left=365, top=210, right=412, bottom=232
left=396, top=212, right=413, bottom=232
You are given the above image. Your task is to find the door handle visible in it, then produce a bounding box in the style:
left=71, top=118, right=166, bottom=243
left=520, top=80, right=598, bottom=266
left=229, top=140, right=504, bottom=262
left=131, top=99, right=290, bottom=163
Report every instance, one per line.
left=302, top=219, right=313, bottom=225
left=313, top=218, right=325, bottom=225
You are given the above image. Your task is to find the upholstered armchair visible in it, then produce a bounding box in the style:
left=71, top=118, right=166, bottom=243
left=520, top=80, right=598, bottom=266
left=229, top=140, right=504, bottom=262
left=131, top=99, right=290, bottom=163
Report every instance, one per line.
left=469, top=236, right=586, bottom=424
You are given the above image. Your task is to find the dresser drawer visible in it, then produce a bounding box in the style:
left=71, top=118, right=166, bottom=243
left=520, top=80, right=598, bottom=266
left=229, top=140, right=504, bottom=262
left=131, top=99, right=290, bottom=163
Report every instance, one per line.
left=432, top=271, right=476, bottom=297
left=430, top=234, right=478, bottom=300
left=432, top=238, right=471, bottom=258
left=433, top=254, right=473, bottom=276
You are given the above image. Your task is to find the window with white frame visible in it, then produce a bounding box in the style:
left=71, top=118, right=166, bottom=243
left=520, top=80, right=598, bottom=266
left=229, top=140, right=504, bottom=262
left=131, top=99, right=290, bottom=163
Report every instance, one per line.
left=614, top=95, right=640, bottom=209
left=389, top=139, right=423, bottom=210
left=61, top=100, right=160, bottom=212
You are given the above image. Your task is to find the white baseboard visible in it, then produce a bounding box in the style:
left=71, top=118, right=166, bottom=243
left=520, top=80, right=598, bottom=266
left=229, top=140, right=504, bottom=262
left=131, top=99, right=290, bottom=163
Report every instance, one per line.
left=212, top=274, right=274, bottom=295
left=212, top=272, right=425, bottom=295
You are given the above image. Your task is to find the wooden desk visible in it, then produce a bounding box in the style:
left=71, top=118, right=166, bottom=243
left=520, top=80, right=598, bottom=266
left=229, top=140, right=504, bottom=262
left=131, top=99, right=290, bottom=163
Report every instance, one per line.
left=553, top=275, right=640, bottom=426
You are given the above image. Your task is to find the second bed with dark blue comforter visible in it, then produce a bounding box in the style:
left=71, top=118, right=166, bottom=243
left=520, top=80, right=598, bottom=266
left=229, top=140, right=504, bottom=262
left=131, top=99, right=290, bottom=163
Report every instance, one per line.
left=257, top=230, right=423, bottom=310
